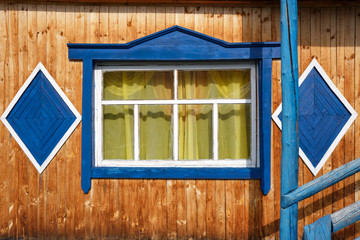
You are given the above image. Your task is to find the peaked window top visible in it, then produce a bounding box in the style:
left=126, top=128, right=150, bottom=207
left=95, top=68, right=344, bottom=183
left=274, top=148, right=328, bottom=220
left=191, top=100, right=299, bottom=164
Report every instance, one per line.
left=68, top=26, right=280, bottom=61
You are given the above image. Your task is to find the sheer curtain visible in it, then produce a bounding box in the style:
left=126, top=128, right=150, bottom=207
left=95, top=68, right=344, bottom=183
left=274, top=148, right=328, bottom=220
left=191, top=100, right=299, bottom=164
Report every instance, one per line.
left=102, top=69, right=251, bottom=161
left=103, top=71, right=173, bottom=160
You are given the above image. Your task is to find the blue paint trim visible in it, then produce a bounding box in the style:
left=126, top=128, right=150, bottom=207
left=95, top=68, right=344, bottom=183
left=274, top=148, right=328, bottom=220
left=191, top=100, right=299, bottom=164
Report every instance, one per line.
left=6, top=71, right=76, bottom=167
left=67, top=26, right=280, bottom=194
left=91, top=167, right=262, bottom=179
left=259, top=59, right=272, bottom=195
left=68, top=26, right=280, bottom=61
left=281, top=157, right=360, bottom=209
left=303, top=215, right=332, bottom=240
left=81, top=59, right=93, bottom=194
left=279, top=0, right=299, bottom=239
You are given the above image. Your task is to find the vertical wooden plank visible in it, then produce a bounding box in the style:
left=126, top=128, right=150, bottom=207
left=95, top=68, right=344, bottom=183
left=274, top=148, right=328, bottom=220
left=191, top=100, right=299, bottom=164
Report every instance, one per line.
left=73, top=5, right=85, bottom=238
left=223, top=6, right=236, bottom=240
left=17, top=3, right=29, bottom=238
left=299, top=7, right=314, bottom=233
left=27, top=4, right=38, bottom=237
left=128, top=7, right=139, bottom=240
left=0, top=2, right=10, bottom=238
left=260, top=7, right=275, bottom=240
left=194, top=6, right=207, bottom=240
left=182, top=6, right=197, bottom=240
left=213, top=6, right=226, bottom=240
left=88, top=5, right=101, bottom=239
left=310, top=8, right=323, bottom=224
left=37, top=5, right=47, bottom=237
left=98, top=5, right=110, bottom=239
left=165, top=6, right=177, bottom=240
left=55, top=4, right=67, bottom=238
left=117, top=5, right=128, bottom=239
left=175, top=6, right=184, bottom=27
left=319, top=8, right=333, bottom=228
left=45, top=4, right=57, bottom=238
left=272, top=58, right=282, bottom=240
left=156, top=7, right=168, bottom=239
left=137, top=6, right=148, bottom=240
left=355, top=7, right=360, bottom=239
left=8, top=3, right=19, bottom=238
left=233, top=7, right=245, bottom=240
left=332, top=7, right=345, bottom=240
left=250, top=7, right=262, bottom=239
left=271, top=7, right=281, bottom=240
left=343, top=7, right=356, bottom=240
left=107, top=4, right=120, bottom=239
left=82, top=5, right=91, bottom=239
left=173, top=7, right=185, bottom=238
left=65, top=4, right=77, bottom=238
left=242, top=7, right=252, bottom=239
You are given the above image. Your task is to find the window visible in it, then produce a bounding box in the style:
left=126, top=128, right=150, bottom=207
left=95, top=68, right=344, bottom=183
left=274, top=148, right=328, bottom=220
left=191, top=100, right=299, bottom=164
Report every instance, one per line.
left=94, top=63, right=257, bottom=168
left=68, top=26, right=280, bottom=194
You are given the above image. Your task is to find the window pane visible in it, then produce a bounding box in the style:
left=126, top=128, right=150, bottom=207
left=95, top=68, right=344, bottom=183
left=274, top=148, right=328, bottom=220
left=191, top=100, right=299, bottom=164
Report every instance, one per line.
left=103, top=71, right=173, bottom=100
left=103, top=105, right=134, bottom=160
left=178, top=70, right=251, bottom=99
left=179, top=104, right=212, bottom=160
left=218, top=104, right=251, bottom=159
left=139, top=105, right=173, bottom=160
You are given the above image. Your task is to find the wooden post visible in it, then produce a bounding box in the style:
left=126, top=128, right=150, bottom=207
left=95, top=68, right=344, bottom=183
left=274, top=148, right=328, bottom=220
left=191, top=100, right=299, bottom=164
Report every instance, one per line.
left=280, top=0, right=299, bottom=239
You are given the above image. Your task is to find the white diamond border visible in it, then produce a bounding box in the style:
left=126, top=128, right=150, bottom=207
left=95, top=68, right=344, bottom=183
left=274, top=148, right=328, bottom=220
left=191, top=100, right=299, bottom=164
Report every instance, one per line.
left=272, top=58, right=357, bottom=176
left=0, top=62, right=81, bottom=173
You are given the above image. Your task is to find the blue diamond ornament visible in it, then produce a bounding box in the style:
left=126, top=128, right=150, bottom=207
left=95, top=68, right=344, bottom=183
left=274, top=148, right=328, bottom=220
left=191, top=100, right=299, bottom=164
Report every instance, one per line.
left=1, top=62, right=81, bottom=173
left=272, top=58, right=357, bottom=176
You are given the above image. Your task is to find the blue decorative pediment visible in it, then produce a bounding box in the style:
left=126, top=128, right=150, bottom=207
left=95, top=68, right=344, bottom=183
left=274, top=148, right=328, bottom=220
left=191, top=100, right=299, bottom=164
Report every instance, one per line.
left=1, top=63, right=81, bottom=173
left=273, top=58, right=357, bottom=176
left=68, top=25, right=280, bottom=195
left=68, top=25, right=280, bottom=61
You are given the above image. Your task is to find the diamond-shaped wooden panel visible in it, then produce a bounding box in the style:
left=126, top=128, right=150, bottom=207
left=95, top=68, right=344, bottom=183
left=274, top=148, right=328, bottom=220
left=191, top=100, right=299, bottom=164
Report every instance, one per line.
left=1, top=62, right=81, bottom=173
left=272, top=58, right=357, bottom=176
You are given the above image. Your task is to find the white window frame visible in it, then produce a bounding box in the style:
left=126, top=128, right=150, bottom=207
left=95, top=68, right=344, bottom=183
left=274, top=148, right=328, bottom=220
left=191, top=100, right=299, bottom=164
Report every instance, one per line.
left=94, top=63, right=258, bottom=168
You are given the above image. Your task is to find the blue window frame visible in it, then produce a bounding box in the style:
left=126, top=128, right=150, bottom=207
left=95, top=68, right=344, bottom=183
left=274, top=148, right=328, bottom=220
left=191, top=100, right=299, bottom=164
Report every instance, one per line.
left=68, top=26, right=280, bottom=194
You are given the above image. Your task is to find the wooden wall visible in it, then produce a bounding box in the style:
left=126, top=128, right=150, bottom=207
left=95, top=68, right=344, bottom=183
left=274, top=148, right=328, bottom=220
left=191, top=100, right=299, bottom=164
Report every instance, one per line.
left=0, top=2, right=359, bottom=239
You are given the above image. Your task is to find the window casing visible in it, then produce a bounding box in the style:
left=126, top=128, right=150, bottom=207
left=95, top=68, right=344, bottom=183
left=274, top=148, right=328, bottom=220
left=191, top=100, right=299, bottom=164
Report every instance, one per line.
left=94, top=63, right=258, bottom=168
left=67, top=25, right=280, bottom=194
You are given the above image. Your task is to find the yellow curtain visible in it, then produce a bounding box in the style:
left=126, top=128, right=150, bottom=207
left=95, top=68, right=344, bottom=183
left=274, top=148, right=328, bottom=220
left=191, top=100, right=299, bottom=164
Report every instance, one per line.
left=103, top=69, right=251, bottom=161
left=178, top=71, right=212, bottom=160
left=103, top=71, right=172, bottom=160
left=208, top=70, right=251, bottom=159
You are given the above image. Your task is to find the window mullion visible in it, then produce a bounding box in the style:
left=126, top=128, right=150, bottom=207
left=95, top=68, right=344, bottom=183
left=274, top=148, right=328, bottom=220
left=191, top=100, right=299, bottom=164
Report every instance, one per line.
left=174, top=69, right=179, bottom=161
left=95, top=69, right=103, bottom=167
left=134, top=104, right=139, bottom=161
left=213, top=103, right=218, bottom=161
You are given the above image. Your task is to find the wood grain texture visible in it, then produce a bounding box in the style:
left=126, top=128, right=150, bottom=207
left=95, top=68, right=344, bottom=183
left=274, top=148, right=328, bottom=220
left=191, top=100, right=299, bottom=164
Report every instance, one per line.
left=17, top=3, right=29, bottom=238
left=332, top=200, right=360, bottom=233
left=354, top=7, right=360, bottom=239
left=0, top=2, right=9, bottom=237
left=45, top=4, right=57, bottom=238
left=0, top=4, right=360, bottom=239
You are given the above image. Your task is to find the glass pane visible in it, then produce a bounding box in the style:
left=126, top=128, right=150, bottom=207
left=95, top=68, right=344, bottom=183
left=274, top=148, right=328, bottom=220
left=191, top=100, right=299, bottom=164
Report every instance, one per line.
left=139, top=105, right=173, bottom=160
left=179, top=104, right=212, bottom=160
left=218, top=104, right=251, bottom=159
left=103, top=105, right=134, bottom=160
left=103, top=71, right=173, bottom=100
left=178, top=69, right=251, bottom=99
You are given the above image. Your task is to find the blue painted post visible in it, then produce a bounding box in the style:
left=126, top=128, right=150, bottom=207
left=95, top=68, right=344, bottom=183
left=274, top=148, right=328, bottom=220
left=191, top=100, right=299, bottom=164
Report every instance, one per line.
left=303, top=215, right=332, bottom=240
left=81, top=58, right=93, bottom=193
left=260, top=58, right=273, bottom=195
left=280, top=0, right=299, bottom=239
